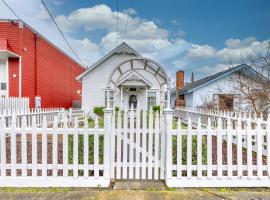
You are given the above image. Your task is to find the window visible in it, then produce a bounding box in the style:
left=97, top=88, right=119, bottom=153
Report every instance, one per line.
left=1, top=83, right=6, bottom=90
left=105, top=91, right=114, bottom=107
left=147, top=91, right=156, bottom=110
left=219, top=94, right=234, bottom=110
left=130, top=88, right=136, bottom=91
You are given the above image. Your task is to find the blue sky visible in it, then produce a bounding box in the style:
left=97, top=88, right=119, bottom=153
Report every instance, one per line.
left=0, top=0, right=269, bottom=83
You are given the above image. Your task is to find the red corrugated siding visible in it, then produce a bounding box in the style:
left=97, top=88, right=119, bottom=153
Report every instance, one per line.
left=8, top=58, right=19, bottom=97
left=0, top=21, right=85, bottom=108
left=21, top=26, right=36, bottom=107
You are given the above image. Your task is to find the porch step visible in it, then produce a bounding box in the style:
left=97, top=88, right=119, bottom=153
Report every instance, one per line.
left=113, top=180, right=166, bottom=190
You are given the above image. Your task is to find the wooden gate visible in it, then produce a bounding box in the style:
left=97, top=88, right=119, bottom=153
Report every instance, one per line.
left=110, top=105, right=166, bottom=180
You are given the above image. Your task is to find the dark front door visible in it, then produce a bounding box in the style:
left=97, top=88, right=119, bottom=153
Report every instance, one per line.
left=129, top=95, right=137, bottom=109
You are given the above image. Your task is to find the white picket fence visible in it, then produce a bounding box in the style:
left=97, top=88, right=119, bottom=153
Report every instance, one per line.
left=0, top=97, right=29, bottom=114
left=0, top=114, right=110, bottom=187
left=0, top=106, right=270, bottom=187
left=167, top=116, right=270, bottom=187
left=175, top=107, right=269, bottom=128
left=3, top=108, right=64, bottom=127
left=175, top=107, right=269, bottom=156
left=110, top=105, right=166, bottom=180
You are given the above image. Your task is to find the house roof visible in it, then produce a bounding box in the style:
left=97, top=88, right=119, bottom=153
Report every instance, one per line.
left=178, top=64, right=253, bottom=95
left=76, top=42, right=141, bottom=80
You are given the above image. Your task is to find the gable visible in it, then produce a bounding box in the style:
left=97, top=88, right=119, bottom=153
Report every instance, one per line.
left=117, top=70, right=152, bottom=88
left=76, top=42, right=141, bottom=80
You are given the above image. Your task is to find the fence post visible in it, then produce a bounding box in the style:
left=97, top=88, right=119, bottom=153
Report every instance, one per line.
left=164, top=108, right=174, bottom=185
left=104, top=108, right=113, bottom=185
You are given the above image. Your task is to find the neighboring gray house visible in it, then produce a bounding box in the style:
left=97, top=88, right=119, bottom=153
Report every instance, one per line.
left=77, top=42, right=171, bottom=115
left=172, top=64, right=262, bottom=111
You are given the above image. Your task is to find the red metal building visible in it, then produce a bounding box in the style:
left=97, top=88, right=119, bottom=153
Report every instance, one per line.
left=0, top=20, right=85, bottom=108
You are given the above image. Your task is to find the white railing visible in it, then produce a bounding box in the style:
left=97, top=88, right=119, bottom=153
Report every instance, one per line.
left=175, top=107, right=269, bottom=129
left=3, top=108, right=64, bottom=127
left=0, top=97, right=29, bottom=114
left=68, top=108, right=85, bottom=121
left=0, top=114, right=110, bottom=187
left=166, top=117, right=270, bottom=187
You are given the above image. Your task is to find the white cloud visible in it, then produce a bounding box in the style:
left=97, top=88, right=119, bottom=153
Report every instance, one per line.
left=55, top=4, right=168, bottom=41
left=186, top=44, right=216, bottom=59
left=52, top=0, right=64, bottom=6
left=171, top=19, right=179, bottom=25
left=122, top=8, right=137, bottom=15
left=0, top=1, right=269, bottom=81
left=217, top=37, right=269, bottom=62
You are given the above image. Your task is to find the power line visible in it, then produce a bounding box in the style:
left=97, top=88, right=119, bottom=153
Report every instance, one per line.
left=123, top=0, right=133, bottom=40
left=1, top=0, right=20, bottom=19
left=41, top=0, right=85, bottom=67
left=116, top=0, right=119, bottom=46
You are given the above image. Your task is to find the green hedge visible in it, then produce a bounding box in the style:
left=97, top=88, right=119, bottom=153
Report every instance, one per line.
left=152, top=105, right=160, bottom=113
left=93, top=106, right=105, bottom=117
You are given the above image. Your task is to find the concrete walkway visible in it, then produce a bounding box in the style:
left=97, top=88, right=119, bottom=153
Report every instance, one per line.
left=0, top=187, right=269, bottom=200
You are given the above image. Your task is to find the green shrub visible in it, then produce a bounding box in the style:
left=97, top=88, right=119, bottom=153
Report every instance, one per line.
left=152, top=105, right=160, bottom=113
left=115, top=106, right=119, bottom=112
left=93, top=106, right=105, bottom=117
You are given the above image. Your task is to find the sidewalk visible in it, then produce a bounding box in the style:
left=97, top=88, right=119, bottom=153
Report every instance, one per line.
left=0, top=187, right=269, bottom=200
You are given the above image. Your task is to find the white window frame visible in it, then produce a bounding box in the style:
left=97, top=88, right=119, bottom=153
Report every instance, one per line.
left=147, top=90, right=156, bottom=110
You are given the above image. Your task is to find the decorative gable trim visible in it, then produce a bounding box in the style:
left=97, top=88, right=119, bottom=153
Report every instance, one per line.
left=117, top=70, right=152, bottom=88
left=76, top=42, right=141, bottom=80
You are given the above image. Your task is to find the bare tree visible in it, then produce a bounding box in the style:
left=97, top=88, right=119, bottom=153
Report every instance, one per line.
left=230, top=42, right=270, bottom=116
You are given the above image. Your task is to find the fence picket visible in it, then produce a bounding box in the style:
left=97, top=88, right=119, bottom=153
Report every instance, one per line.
left=83, top=118, right=89, bottom=178
left=21, top=116, right=27, bottom=177
left=148, top=109, right=153, bottom=179
left=62, top=115, right=68, bottom=177
left=0, top=116, right=6, bottom=177
left=246, top=117, right=253, bottom=178
left=141, top=109, right=147, bottom=179
left=217, top=118, right=222, bottom=178
left=129, top=105, right=135, bottom=179
left=160, top=113, right=165, bottom=179
left=154, top=112, right=160, bottom=180
left=11, top=114, right=16, bottom=177
left=227, top=117, right=233, bottom=178
left=52, top=116, right=58, bottom=177
left=256, top=118, right=262, bottom=179
left=122, top=108, right=128, bottom=179
left=197, top=118, right=202, bottom=178
left=207, top=118, right=212, bottom=179
left=135, top=103, right=141, bottom=179
left=116, top=111, right=122, bottom=179
left=187, top=118, right=192, bottom=178
left=94, top=116, right=99, bottom=179
left=237, top=118, right=243, bottom=178
left=177, top=118, right=182, bottom=179
left=42, top=117, right=47, bottom=177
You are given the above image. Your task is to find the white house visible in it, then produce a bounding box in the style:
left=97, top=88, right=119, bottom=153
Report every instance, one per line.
left=172, top=64, right=262, bottom=112
left=77, top=42, right=171, bottom=115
